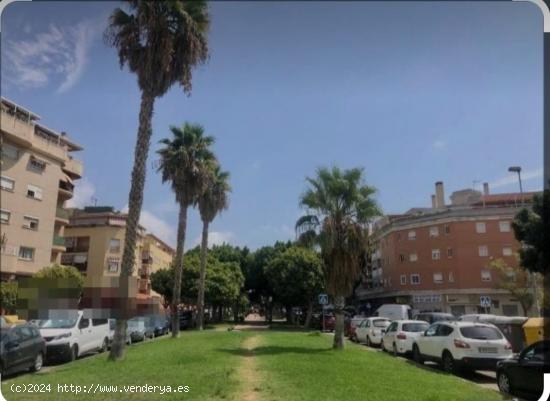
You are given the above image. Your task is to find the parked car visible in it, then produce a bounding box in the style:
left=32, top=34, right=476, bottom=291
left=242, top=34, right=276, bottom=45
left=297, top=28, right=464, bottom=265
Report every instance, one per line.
left=414, top=312, right=455, bottom=324
left=107, top=319, right=131, bottom=347
left=0, top=323, right=46, bottom=376
left=496, top=340, right=550, bottom=401
left=355, top=317, right=391, bottom=346
left=178, top=311, right=195, bottom=330
left=148, top=315, right=170, bottom=337
left=412, top=321, right=513, bottom=374
left=319, top=313, right=335, bottom=332
left=127, top=317, right=154, bottom=342
left=38, top=311, right=109, bottom=362
left=375, top=304, right=412, bottom=321
left=459, top=314, right=528, bottom=352
left=348, top=316, right=366, bottom=342
left=381, top=320, right=430, bottom=355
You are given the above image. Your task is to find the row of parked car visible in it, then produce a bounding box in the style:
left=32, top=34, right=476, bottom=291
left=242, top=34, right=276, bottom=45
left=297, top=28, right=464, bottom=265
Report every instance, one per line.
left=345, top=307, right=548, bottom=401
left=0, top=311, right=174, bottom=378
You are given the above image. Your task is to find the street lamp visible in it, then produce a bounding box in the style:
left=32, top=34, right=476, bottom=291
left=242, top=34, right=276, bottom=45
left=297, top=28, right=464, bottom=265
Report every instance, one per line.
left=508, top=166, right=524, bottom=206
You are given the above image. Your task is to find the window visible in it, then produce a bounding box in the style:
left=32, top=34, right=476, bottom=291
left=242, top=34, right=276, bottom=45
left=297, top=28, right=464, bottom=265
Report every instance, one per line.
left=478, top=245, right=489, bottom=257
left=447, top=247, right=453, bottom=258
left=28, top=157, right=46, bottom=173
left=437, top=325, right=454, bottom=336
left=481, top=270, right=492, bottom=282
left=26, top=184, right=43, bottom=200
left=460, top=326, right=502, bottom=340
left=444, top=225, right=451, bottom=235
left=408, top=231, right=416, bottom=240
left=499, top=221, right=511, bottom=233
left=505, top=269, right=517, bottom=282
left=92, top=319, right=108, bottom=326
left=433, top=273, right=443, bottom=284
left=22, top=216, right=39, bottom=230
left=476, top=222, right=486, bottom=233
left=400, top=275, right=406, bottom=285
left=18, top=246, right=34, bottom=261
left=0, top=209, right=10, bottom=224
left=448, top=272, right=455, bottom=283
left=107, top=257, right=119, bottom=273
left=109, top=238, right=121, bottom=253
left=502, top=305, right=519, bottom=316
left=431, top=249, right=440, bottom=260
left=429, top=226, right=439, bottom=237
left=1, top=144, right=19, bottom=160
left=502, top=246, right=513, bottom=257
left=409, top=253, right=418, bottom=262
left=410, top=274, right=420, bottom=285
left=399, top=254, right=405, bottom=262
left=1, top=176, right=15, bottom=191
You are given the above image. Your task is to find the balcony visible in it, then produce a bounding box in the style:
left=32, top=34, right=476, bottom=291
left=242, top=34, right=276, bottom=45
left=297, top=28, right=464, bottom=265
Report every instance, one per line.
left=55, top=207, right=70, bottom=224
left=139, top=266, right=151, bottom=277
left=138, top=278, right=150, bottom=294
left=62, top=156, right=83, bottom=178
left=52, top=235, right=66, bottom=252
left=1, top=111, right=34, bottom=147
left=58, top=180, right=74, bottom=199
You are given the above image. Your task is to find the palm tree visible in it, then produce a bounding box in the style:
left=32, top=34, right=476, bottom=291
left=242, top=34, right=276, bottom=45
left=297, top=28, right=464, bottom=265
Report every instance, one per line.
left=104, top=1, right=209, bottom=360
left=196, top=165, right=231, bottom=330
left=295, top=167, right=381, bottom=350
left=157, top=123, right=216, bottom=337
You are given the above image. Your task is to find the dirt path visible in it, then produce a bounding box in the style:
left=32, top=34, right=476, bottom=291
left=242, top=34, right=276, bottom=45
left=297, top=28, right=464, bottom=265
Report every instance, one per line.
left=238, top=335, right=263, bottom=401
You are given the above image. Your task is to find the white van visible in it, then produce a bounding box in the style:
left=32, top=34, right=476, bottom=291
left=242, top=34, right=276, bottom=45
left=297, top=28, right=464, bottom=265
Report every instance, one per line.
left=374, top=304, right=412, bottom=321
left=38, top=310, right=110, bottom=362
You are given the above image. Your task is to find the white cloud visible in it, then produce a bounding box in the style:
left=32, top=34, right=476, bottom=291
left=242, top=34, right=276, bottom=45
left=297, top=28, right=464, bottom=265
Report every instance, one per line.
left=490, top=168, right=543, bottom=190
left=191, top=231, right=236, bottom=248
left=3, top=18, right=102, bottom=93
left=66, top=178, right=96, bottom=208
left=121, top=205, right=176, bottom=248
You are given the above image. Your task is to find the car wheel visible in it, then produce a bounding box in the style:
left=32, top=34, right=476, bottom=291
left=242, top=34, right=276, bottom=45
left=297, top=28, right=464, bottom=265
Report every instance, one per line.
left=31, top=352, right=43, bottom=372
left=442, top=351, right=455, bottom=374
left=69, top=344, right=78, bottom=362
left=392, top=343, right=398, bottom=357
left=99, top=338, right=108, bottom=353
left=413, top=345, right=423, bottom=364
left=497, top=371, right=513, bottom=396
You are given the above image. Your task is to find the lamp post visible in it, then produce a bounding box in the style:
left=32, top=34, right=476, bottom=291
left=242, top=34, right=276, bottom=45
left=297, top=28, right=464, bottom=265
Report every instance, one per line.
left=508, top=166, right=524, bottom=207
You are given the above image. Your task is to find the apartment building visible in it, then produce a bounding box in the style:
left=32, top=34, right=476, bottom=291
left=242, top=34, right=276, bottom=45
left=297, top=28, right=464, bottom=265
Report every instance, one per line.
left=357, top=181, right=538, bottom=317
left=62, top=207, right=173, bottom=298
left=1, top=97, right=83, bottom=280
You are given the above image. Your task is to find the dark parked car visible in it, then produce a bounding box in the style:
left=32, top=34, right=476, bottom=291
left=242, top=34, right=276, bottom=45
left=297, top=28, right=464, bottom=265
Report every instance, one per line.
left=148, top=315, right=170, bottom=337
left=178, top=311, right=195, bottom=330
left=0, top=323, right=46, bottom=376
left=413, top=312, right=455, bottom=324
left=497, top=340, right=550, bottom=401
left=127, top=318, right=153, bottom=342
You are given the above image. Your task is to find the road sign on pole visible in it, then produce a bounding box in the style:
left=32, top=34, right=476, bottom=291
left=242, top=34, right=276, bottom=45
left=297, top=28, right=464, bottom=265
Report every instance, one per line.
left=480, top=296, right=491, bottom=313
left=318, top=293, right=328, bottom=305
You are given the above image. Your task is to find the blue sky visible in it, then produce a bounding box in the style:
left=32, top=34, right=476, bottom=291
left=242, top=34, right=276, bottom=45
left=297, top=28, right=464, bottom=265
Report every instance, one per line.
left=1, top=1, right=544, bottom=249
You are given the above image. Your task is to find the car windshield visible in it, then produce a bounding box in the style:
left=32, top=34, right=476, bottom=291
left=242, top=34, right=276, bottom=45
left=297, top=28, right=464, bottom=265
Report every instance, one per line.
left=128, top=319, right=143, bottom=329
left=433, top=315, right=454, bottom=322
left=460, top=326, right=503, bottom=340
left=403, top=323, right=429, bottom=332
left=373, top=319, right=390, bottom=328
left=39, top=318, right=78, bottom=329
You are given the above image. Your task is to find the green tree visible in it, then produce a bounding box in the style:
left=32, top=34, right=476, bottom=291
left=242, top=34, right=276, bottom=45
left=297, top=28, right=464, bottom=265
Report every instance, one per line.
left=150, top=267, right=174, bottom=307
left=104, top=0, right=209, bottom=360
left=0, top=282, right=18, bottom=314
left=296, top=167, right=381, bottom=349
left=157, top=123, right=216, bottom=337
left=489, top=258, right=535, bottom=316
left=34, top=264, right=84, bottom=290
left=265, top=246, right=324, bottom=327
left=197, top=165, right=231, bottom=330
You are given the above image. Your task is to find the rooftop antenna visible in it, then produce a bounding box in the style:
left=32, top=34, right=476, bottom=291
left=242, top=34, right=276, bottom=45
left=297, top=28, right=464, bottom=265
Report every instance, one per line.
left=90, top=196, right=98, bottom=206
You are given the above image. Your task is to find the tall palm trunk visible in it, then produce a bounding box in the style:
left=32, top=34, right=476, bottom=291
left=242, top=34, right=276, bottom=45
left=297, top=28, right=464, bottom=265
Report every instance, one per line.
left=109, top=91, right=155, bottom=361
left=196, top=220, right=209, bottom=330
left=333, top=295, right=345, bottom=350
left=171, top=204, right=188, bottom=337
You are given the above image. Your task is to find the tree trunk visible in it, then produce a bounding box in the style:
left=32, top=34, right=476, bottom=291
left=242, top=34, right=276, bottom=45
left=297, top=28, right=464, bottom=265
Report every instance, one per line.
left=233, top=303, right=239, bottom=323
left=285, top=305, right=292, bottom=324
left=333, top=295, right=345, bottom=350
left=267, top=302, right=273, bottom=324
left=217, top=305, right=223, bottom=322
left=109, top=90, right=155, bottom=361
left=196, top=220, right=209, bottom=330
left=171, top=204, right=189, bottom=338
left=304, top=300, right=313, bottom=329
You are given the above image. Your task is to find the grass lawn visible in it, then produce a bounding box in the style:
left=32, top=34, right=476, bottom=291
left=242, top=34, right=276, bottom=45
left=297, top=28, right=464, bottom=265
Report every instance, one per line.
left=1, top=330, right=504, bottom=401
